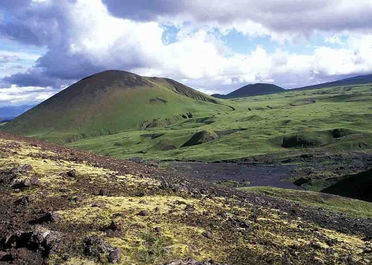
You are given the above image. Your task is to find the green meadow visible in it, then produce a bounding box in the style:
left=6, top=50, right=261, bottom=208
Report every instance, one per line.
left=69, top=84, right=372, bottom=162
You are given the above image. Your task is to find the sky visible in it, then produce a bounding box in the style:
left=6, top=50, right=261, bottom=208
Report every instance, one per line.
left=1, top=0, right=372, bottom=108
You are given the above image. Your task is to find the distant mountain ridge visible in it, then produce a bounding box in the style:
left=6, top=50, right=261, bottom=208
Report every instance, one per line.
left=212, top=83, right=285, bottom=99
left=212, top=74, right=372, bottom=99
left=294, top=74, right=372, bottom=90
left=0, top=105, right=34, bottom=122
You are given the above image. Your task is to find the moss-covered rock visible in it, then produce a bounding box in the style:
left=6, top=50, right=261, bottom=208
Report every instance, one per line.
left=182, top=130, right=218, bottom=147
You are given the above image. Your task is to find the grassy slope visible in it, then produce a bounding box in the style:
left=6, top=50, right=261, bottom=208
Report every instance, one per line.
left=70, top=83, right=372, bottom=161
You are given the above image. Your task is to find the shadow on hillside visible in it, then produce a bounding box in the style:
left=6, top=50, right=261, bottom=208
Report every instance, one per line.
left=322, top=169, right=372, bottom=202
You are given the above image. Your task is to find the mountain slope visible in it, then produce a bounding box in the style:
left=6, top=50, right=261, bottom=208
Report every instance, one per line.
left=294, top=74, right=372, bottom=90
left=2, top=70, right=227, bottom=142
left=212, top=83, right=284, bottom=99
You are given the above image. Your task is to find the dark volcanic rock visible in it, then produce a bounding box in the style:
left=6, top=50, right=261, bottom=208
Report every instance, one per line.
left=202, top=231, right=213, bottom=239
left=331, top=128, right=350, bottom=138
left=66, top=169, right=77, bottom=178
left=108, top=247, right=121, bottom=263
left=137, top=210, right=149, bottom=216
left=30, top=176, right=39, bottom=186
left=83, top=236, right=120, bottom=263
left=100, top=220, right=120, bottom=232
left=0, top=169, right=19, bottom=185
left=14, top=196, right=31, bottom=207
left=17, top=164, right=33, bottom=173
left=29, top=212, right=61, bottom=225
left=0, top=165, right=33, bottom=186
left=12, top=180, right=31, bottom=189
left=1, top=227, right=61, bottom=259
left=11, top=176, right=39, bottom=189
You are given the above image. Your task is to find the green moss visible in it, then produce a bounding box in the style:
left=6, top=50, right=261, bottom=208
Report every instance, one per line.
left=137, top=231, right=166, bottom=263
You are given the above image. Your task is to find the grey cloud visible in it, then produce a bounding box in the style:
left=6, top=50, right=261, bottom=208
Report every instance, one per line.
left=0, top=23, right=41, bottom=45
left=103, top=0, right=372, bottom=33
left=0, top=0, right=31, bottom=10
left=0, top=0, right=156, bottom=87
left=102, top=0, right=184, bottom=21
left=1, top=0, right=372, bottom=94
left=3, top=69, right=58, bottom=87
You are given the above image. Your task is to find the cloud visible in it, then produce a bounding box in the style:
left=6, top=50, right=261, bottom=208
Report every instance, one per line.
left=3, top=69, right=59, bottom=87
left=0, top=54, right=19, bottom=63
left=0, top=85, right=57, bottom=105
left=102, top=0, right=372, bottom=35
left=0, top=0, right=372, bottom=101
left=1, top=0, right=167, bottom=84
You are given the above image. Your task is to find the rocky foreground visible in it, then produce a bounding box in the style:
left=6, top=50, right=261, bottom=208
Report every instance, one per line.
left=0, top=132, right=371, bottom=264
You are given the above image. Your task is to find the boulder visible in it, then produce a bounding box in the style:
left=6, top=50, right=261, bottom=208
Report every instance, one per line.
left=29, top=212, right=61, bottom=225
left=137, top=210, right=149, bottom=216
left=202, top=231, right=213, bottom=239
left=1, top=227, right=61, bottom=258
left=12, top=176, right=39, bottom=189
left=83, top=236, right=121, bottom=263
left=66, top=169, right=77, bottom=178
left=14, top=196, right=31, bottom=206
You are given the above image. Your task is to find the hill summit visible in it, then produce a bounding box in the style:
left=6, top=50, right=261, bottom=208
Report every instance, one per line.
left=212, top=83, right=284, bottom=99
left=2, top=70, right=227, bottom=142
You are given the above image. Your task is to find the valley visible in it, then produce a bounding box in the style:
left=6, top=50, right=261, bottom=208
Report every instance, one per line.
left=2, top=72, right=372, bottom=196
left=67, top=82, right=372, bottom=193
left=1, top=71, right=371, bottom=264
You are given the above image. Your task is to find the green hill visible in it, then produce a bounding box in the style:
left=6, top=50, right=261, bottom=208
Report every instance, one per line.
left=2, top=70, right=228, bottom=142
left=212, top=83, right=284, bottom=98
